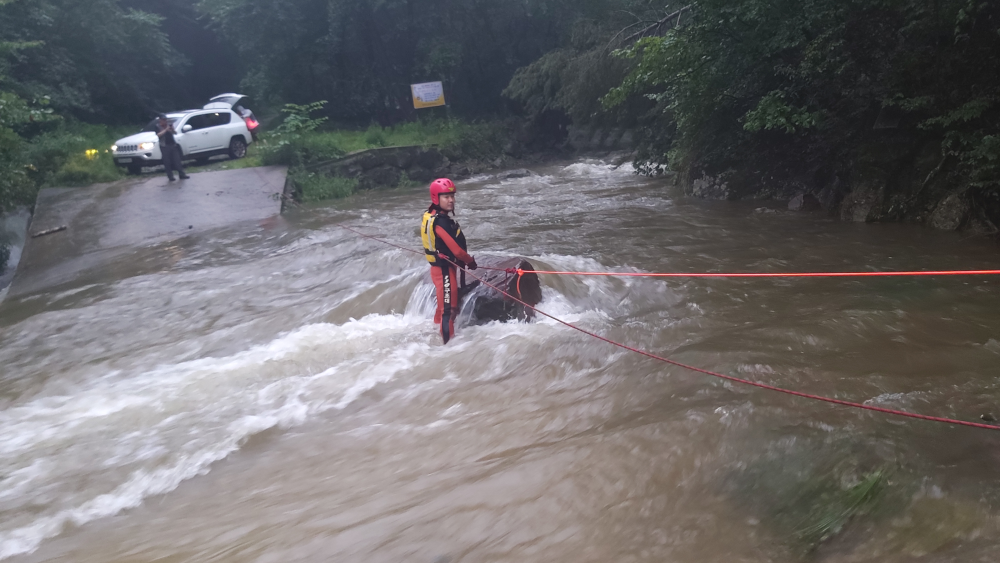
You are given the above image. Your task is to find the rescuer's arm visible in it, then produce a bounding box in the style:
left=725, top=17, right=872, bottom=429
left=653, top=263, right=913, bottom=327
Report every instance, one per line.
left=434, top=225, right=476, bottom=267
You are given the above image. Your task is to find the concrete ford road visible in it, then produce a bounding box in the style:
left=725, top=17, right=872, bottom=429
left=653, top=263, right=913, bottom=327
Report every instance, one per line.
left=7, top=166, right=287, bottom=299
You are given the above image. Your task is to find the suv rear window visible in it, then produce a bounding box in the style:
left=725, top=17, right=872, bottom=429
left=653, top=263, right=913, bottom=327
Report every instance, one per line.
left=208, top=112, right=232, bottom=127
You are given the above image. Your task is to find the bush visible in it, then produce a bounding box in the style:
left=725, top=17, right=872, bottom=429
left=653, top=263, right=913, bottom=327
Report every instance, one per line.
left=0, top=127, right=35, bottom=213
left=53, top=151, right=122, bottom=186
left=363, top=124, right=387, bottom=147
left=259, top=101, right=335, bottom=167
left=22, top=123, right=126, bottom=187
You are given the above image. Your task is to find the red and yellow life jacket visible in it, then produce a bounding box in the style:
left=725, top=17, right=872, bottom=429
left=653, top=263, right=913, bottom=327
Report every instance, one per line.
left=421, top=209, right=467, bottom=265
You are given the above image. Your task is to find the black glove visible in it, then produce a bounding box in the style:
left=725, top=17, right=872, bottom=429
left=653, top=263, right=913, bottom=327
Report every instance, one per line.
left=467, top=257, right=478, bottom=270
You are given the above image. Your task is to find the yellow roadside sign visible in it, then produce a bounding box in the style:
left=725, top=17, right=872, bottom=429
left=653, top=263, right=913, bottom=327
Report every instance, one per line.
left=411, top=81, right=446, bottom=109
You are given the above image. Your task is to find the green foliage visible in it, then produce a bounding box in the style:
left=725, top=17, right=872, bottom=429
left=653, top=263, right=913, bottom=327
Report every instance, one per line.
left=605, top=0, right=1000, bottom=194
left=21, top=123, right=127, bottom=187
left=260, top=101, right=335, bottom=166
left=505, top=48, right=633, bottom=126
left=502, top=5, right=666, bottom=128
left=0, top=118, right=32, bottom=214
left=263, top=115, right=507, bottom=168
left=51, top=152, right=122, bottom=187
left=274, top=101, right=330, bottom=136
left=363, top=125, right=388, bottom=148
left=196, top=0, right=624, bottom=122
left=0, top=0, right=187, bottom=121
left=292, top=169, right=358, bottom=202
left=743, top=91, right=822, bottom=134
left=0, top=92, right=60, bottom=213
left=396, top=170, right=419, bottom=188
left=0, top=0, right=181, bottom=214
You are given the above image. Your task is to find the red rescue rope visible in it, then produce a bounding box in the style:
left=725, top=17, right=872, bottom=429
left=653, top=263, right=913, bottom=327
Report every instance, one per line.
left=340, top=224, right=999, bottom=431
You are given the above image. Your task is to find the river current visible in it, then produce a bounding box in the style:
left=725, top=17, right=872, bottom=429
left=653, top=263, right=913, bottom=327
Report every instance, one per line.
left=2, top=160, right=1000, bottom=562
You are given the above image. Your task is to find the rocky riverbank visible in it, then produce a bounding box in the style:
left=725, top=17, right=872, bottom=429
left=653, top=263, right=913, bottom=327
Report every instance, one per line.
left=678, top=131, right=999, bottom=237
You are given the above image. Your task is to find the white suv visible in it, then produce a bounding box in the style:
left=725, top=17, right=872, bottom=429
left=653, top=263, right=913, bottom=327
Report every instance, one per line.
left=111, top=108, right=253, bottom=175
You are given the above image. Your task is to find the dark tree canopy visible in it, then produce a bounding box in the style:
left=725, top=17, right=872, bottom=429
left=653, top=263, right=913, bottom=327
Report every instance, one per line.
left=196, top=0, right=626, bottom=124
left=0, top=0, right=187, bottom=121
left=2, top=0, right=998, bottom=216
left=604, top=0, right=1000, bottom=192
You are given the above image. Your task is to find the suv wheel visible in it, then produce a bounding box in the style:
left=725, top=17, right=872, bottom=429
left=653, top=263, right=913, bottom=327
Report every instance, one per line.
left=228, top=137, right=247, bottom=159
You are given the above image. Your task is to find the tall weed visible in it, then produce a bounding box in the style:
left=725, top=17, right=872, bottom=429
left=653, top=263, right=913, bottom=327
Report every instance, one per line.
left=23, top=123, right=128, bottom=187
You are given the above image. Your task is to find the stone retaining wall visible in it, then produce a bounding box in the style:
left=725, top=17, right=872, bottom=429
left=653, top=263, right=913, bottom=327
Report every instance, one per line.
left=305, top=146, right=467, bottom=192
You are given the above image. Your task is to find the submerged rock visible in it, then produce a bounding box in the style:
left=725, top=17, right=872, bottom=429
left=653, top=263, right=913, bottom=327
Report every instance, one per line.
left=497, top=168, right=533, bottom=180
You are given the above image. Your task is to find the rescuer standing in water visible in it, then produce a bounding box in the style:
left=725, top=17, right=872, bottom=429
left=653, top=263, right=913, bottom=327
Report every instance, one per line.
left=421, top=178, right=477, bottom=344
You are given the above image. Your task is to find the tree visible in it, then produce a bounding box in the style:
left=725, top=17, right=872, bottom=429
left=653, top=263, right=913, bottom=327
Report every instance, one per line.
left=604, top=0, right=1000, bottom=196
left=196, top=0, right=607, bottom=124
left=0, top=0, right=187, bottom=121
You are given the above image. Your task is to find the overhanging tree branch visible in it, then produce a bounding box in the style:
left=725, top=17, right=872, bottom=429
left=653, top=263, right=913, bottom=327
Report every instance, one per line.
left=618, top=5, right=692, bottom=46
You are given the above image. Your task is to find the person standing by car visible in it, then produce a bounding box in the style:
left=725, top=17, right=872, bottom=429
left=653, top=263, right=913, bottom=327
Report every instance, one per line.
left=234, top=105, right=260, bottom=142
left=156, top=114, right=189, bottom=182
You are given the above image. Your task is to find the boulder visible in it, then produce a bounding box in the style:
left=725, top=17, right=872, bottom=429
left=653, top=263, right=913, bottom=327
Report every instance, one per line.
left=459, top=256, right=542, bottom=323
left=787, top=192, right=821, bottom=211
left=839, top=173, right=887, bottom=223
left=929, top=192, right=970, bottom=231
left=689, top=173, right=732, bottom=200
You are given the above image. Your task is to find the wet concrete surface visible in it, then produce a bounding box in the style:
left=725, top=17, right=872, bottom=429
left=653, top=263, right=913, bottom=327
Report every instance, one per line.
left=7, top=166, right=287, bottom=298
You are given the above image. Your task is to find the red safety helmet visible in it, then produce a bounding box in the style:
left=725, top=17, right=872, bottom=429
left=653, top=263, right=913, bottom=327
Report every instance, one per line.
left=429, top=178, right=456, bottom=205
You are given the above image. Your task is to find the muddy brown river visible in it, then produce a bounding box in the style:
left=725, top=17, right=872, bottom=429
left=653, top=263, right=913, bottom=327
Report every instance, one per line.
left=2, top=160, right=1000, bottom=562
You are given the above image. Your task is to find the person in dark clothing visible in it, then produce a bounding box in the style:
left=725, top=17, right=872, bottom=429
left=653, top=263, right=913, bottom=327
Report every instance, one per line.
left=156, top=114, right=189, bottom=181
left=421, top=178, right=477, bottom=344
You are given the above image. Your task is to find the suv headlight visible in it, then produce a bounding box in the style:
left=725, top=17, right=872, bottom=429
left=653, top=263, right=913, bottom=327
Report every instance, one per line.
left=139, top=142, right=155, bottom=151
left=111, top=144, right=118, bottom=152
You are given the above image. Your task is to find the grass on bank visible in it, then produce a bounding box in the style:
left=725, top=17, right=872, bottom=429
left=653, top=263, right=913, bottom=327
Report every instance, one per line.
left=306, top=119, right=507, bottom=156
left=261, top=117, right=508, bottom=169
left=260, top=113, right=508, bottom=202
left=292, top=171, right=359, bottom=203
left=23, top=122, right=132, bottom=189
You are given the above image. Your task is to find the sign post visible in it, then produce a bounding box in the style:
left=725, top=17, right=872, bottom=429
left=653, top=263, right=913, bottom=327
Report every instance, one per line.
left=411, top=81, right=446, bottom=109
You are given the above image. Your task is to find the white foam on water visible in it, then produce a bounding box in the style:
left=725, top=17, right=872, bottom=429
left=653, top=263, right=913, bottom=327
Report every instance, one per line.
left=0, top=270, right=624, bottom=559
left=561, top=161, right=636, bottom=178
left=0, top=312, right=440, bottom=560
left=0, top=153, right=686, bottom=559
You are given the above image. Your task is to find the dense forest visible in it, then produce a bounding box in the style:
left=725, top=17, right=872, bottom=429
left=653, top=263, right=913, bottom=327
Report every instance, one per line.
left=1, top=0, right=998, bottom=228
